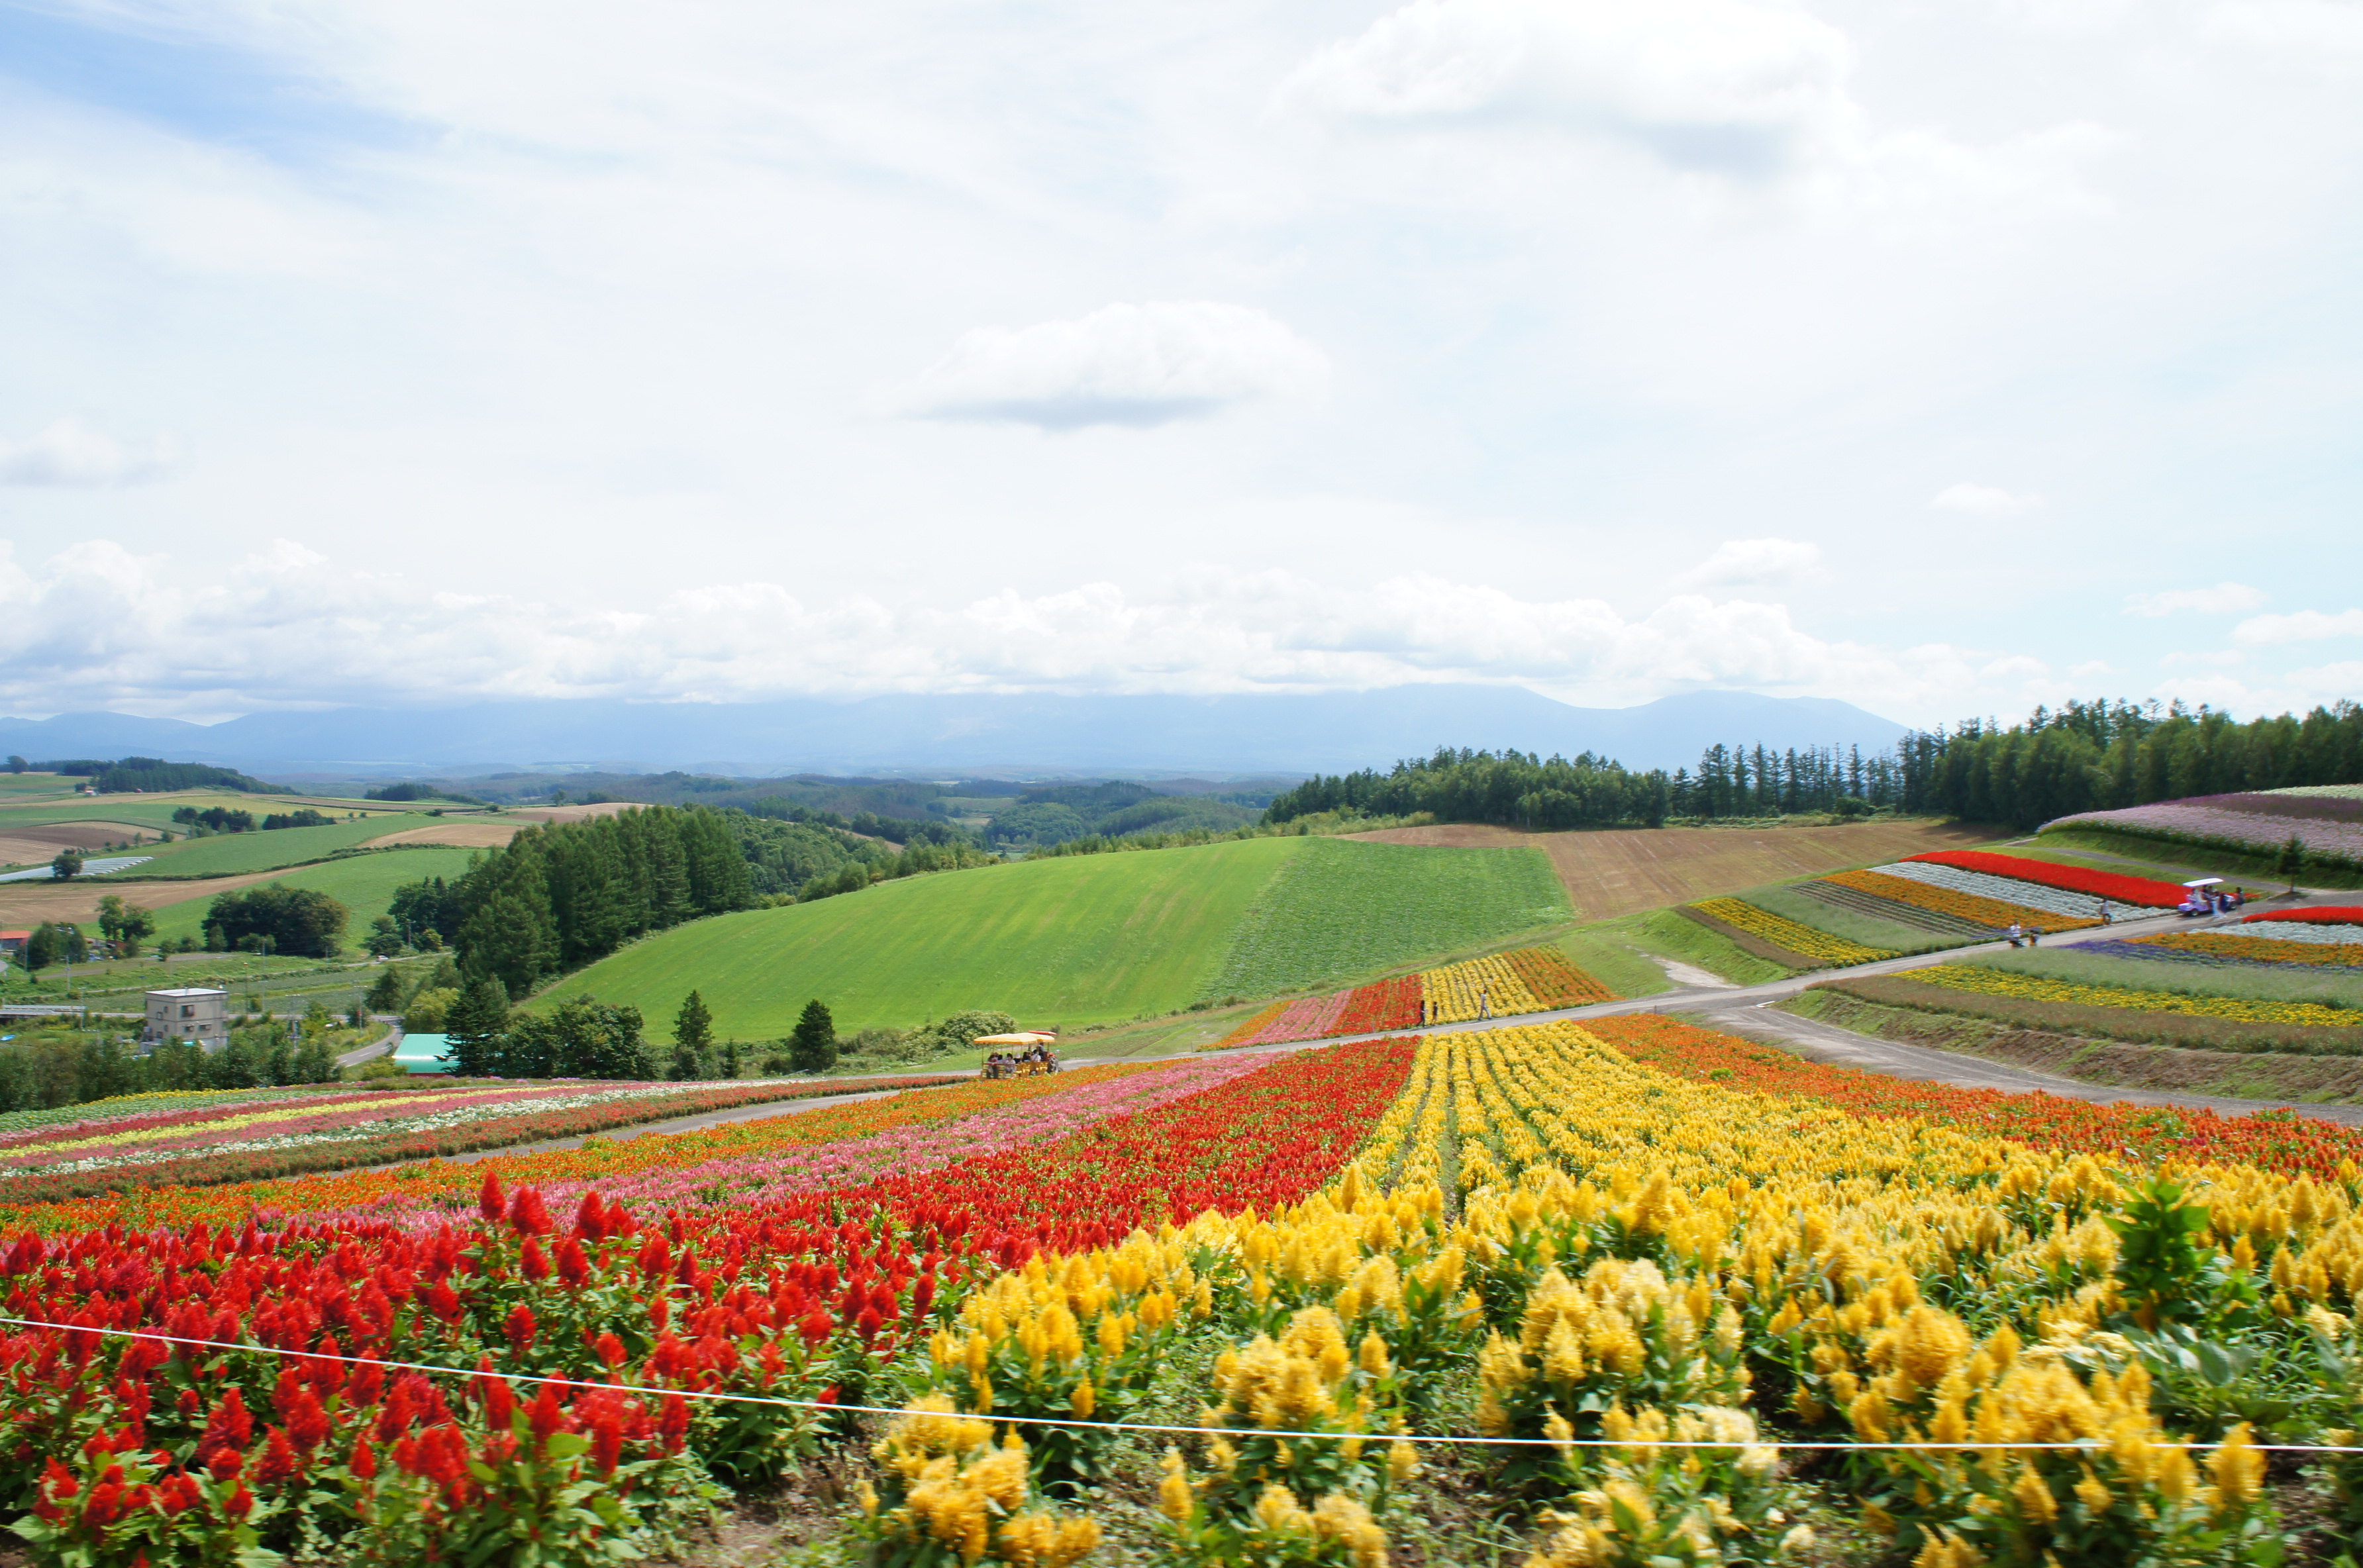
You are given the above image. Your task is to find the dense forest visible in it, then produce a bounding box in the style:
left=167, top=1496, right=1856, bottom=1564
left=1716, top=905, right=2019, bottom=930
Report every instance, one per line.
left=1891, top=698, right=2363, bottom=829
left=1264, top=699, right=2363, bottom=835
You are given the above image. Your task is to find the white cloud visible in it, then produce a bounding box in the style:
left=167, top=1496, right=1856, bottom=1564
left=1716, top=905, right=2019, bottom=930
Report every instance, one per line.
left=0, top=538, right=1967, bottom=718
left=1283, top=0, right=1852, bottom=149
left=2124, top=583, right=2268, bottom=616
left=2233, top=608, right=2363, bottom=645
left=896, top=302, right=1330, bottom=429
left=1673, top=536, right=1822, bottom=589
left=0, top=419, right=180, bottom=487
left=1929, top=483, right=2044, bottom=515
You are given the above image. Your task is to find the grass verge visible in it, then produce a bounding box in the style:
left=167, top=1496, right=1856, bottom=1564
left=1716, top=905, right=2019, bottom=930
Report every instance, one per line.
left=1604, top=908, right=1794, bottom=986
left=1780, top=987, right=2363, bottom=1105
left=1811, top=972, right=2363, bottom=1055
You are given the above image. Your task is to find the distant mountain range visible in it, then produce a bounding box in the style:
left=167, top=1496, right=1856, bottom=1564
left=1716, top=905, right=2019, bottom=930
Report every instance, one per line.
left=0, top=688, right=1911, bottom=779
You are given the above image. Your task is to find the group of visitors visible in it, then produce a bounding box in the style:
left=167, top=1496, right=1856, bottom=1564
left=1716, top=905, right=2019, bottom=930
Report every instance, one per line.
left=2178, top=887, right=2246, bottom=918
left=981, top=1043, right=1057, bottom=1079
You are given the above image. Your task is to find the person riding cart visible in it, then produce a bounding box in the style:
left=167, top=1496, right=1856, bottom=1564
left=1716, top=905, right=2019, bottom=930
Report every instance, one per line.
left=976, top=1030, right=1059, bottom=1078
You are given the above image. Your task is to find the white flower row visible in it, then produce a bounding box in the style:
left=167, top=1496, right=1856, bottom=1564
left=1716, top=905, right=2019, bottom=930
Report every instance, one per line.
left=22, top=1082, right=778, bottom=1179
left=2208, top=920, right=2363, bottom=946
left=1871, top=861, right=2142, bottom=922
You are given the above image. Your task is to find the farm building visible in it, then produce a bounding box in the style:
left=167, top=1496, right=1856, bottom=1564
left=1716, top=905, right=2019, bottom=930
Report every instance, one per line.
left=392, top=1032, right=455, bottom=1074
left=144, top=987, right=228, bottom=1050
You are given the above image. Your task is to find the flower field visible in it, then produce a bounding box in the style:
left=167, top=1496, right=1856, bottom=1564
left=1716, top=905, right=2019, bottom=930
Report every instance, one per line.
left=2048, top=795, right=2363, bottom=869
left=2120, top=931, right=2363, bottom=970
left=0, top=1077, right=964, bottom=1204
left=5, top=1002, right=2360, bottom=1563
left=1901, top=848, right=2188, bottom=908
left=0, top=1084, right=362, bottom=1140
left=1687, top=897, right=1894, bottom=966
left=1874, top=859, right=2123, bottom=923
left=1207, top=948, right=1609, bottom=1047
left=1899, top=961, right=2363, bottom=1028
left=1822, top=865, right=2099, bottom=932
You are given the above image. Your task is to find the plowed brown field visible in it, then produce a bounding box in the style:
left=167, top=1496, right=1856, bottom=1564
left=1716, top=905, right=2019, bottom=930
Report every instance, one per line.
left=0, top=821, right=158, bottom=865
left=1343, top=819, right=2001, bottom=921
left=362, top=822, right=521, bottom=850
left=0, top=871, right=283, bottom=928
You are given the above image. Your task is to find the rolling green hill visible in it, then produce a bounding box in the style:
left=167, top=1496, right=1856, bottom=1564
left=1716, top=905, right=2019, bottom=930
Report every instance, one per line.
left=537, top=834, right=1570, bottom=1040
left=145, top=847, right=480, bottom=948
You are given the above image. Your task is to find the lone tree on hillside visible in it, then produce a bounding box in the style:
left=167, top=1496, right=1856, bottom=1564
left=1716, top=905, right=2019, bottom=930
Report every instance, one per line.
left=96, top=895, right=154, bottom=958
left=5, top=756, right=26, bottom=773
left=789, top=999, right=837, bottom=1074
left=364, top=966, right=407, bottom=1014
left=50, top=850, right=83, bottom=881
left=669, top=989, right=715, bottom=1081
left=673, top=991, right=713, bottom=1050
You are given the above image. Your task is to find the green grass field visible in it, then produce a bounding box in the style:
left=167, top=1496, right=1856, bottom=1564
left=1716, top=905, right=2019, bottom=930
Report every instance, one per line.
left=537, top=834, right=1572, bottom=1040
left=1201, top=837, right=1568, bottom=1001
left=144, top=846, right=479, bottom=948
left=1601, top=908, right=1793, bottom=987
left=125, top=817, right=420, bottom=877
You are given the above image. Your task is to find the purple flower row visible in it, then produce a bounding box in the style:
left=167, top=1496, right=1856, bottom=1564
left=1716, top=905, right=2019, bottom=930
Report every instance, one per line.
left=2049, top=802, right=2363, bottom=869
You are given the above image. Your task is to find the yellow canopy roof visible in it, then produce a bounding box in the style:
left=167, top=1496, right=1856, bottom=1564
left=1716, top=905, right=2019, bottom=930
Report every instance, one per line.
left=974, top=1032, right=1056, bottom=1046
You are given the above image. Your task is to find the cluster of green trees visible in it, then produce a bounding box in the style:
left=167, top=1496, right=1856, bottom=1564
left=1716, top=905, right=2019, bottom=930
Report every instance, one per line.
left=1264, top=700, right=2363, bottom=838
left=174, top=805, right=255, bottom=833
left=1890, top=699, right=2363, bottom=830
left=0, top=1023, right=340, bottom=1112
left=981, top=782, right=1257, bottom=850
left=60, top=757, right=289, bottom=795
left=440, top=807, right=754, bottom=998
left=11, top=922, right=89, bottom=973
left=205, top=885, right=349, bottom=958
left=1267, top=748, right=1673, bottom=830
left=364, top=781, right=485, bottom=804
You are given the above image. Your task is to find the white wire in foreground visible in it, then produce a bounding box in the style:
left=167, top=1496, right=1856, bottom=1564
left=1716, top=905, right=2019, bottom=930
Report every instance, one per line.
left=3, top=1314, right=2354, bottom=1453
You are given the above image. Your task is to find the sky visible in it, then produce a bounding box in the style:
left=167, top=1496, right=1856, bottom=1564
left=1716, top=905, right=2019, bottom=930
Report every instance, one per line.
left=1, top=0, right=2358, bottom=730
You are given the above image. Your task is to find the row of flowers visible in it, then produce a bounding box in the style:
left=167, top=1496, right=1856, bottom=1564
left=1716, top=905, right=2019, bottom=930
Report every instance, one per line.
left=1687, top=897, right=1893, bottom=966
left=1205, top=950, right=1611, bottom=1049
left=2246, top=906, right=2363, bottom=928
left=1901, top=848, right=2189, bottom=907
left=0, top=1083, right=364, bottom=1141
left=0, top=1074, right=963, bottom=1210
left=1876, top=859, right=2127, bottom=922
left=1900, top=961, right=2363, bottom=1029
left=1821, top=867, right=2095, bottom=932
left=2126, top=931, right=2363, bottom=969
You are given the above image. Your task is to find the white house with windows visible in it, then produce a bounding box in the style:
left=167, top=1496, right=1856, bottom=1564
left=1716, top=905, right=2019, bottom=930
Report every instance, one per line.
left=144, top=987, right=228, bottom=1051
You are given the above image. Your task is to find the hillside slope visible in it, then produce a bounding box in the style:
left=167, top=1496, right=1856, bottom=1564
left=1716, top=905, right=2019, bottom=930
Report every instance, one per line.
left=538, top=834, right=1568, bottom=1039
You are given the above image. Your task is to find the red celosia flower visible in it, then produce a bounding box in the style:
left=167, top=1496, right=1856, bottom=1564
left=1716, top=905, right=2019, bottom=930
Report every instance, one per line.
left=509, top=1187, right=553, bottom=1237
left=520, top=1238, right=551, bottom=1282
left=478, top=1171, right=506, bottom=1224
left=285, top=1387, right=330, bottom=1452
left=505, top=1303, right=537, bottom=1355
left=225, top=1483, right=254, bottom=1520
left=555, top=1236, right=590, bottom=1287
left=658, top=1395, right=689, bottom=1453
left=593, top=1332, right=627, bottom=1370
left=254, top=1428, right=303, bottom=1486
left=574, top=1191, right=607, bottom=1242
left=350, top=1435, right=377, bottom=1481
left=158, top=1471, right=204, bottom=1516
left=196, top=1387, right=253, bottom=1467
left=798, top=1310, right=833, bottom=1348
left=527, top=1388, right=568, bottom=1450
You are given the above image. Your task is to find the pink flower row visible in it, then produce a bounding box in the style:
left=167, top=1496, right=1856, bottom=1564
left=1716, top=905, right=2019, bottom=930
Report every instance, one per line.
left=301, top=1054, right=1274, bottom=1228
left=1240, top=991, right=1354, bottom=1048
